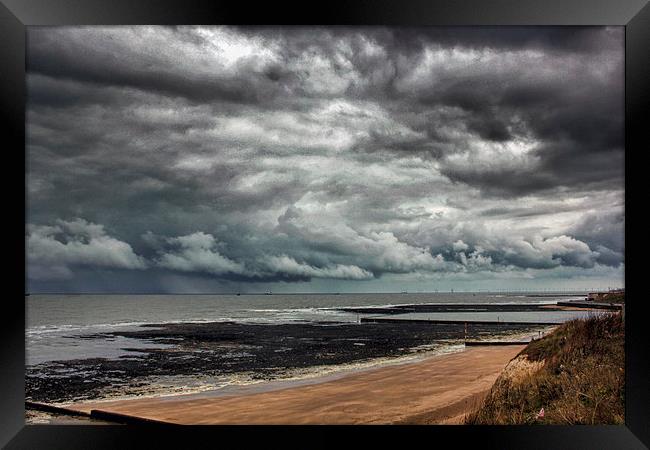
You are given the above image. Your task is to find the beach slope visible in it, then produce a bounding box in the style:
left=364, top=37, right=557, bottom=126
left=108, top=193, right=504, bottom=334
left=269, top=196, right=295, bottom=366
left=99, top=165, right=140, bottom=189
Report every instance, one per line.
left=63, top=345, right=525, bottom=425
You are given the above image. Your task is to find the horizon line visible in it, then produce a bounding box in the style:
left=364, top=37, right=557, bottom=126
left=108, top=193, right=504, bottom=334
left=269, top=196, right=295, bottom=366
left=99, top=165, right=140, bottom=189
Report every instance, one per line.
left=25, top=288, right=624, bottom=296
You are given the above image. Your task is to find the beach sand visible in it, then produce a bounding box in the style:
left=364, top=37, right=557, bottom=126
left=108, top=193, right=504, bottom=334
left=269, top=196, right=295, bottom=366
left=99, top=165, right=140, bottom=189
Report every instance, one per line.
left=62, top=344, right=525, bottom=425
left=539, top=304, right=598, bottom=311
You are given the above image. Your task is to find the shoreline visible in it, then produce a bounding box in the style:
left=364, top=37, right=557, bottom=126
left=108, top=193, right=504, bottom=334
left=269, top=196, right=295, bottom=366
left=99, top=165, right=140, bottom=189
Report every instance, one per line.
left=26, top=325, right=555, bottom=425
left=27, top=319, right=548, bottom=406
left=47, top=341, right=468, bottom=410
left=34, top=326, right=552, bottom=407
left=57, top=343, right=527, bottom=425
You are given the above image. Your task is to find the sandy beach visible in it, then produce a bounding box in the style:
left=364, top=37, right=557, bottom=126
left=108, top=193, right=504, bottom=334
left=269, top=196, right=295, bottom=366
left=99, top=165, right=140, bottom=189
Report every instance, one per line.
left=62, top=344, right=525, bottom=425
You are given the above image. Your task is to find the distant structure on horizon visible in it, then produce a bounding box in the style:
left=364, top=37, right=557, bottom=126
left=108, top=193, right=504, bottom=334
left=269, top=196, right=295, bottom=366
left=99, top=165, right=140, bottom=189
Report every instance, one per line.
left=586, top=288, right=624, bottom=302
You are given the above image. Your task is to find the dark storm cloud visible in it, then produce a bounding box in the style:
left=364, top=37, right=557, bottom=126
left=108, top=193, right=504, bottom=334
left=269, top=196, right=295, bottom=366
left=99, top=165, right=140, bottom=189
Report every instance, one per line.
left=28, top=28, right=285, bottom=105
left=371, top=26, right=622, bottom=55
left=26, top=26, right=624, bottom=291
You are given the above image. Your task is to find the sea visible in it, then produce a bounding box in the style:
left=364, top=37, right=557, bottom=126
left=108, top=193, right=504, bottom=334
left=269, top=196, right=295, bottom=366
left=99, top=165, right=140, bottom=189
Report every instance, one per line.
left=26, top=292, right=587, bottom=367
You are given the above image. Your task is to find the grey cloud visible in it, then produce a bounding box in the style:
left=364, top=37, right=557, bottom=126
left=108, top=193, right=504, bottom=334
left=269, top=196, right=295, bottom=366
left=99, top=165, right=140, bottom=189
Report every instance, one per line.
left=27, top=219, right=147, bottom=281
left=155, top=232, right=246, bottom=276
left=25, top=26, right=624, bottom=292
left=497, top=236, right=598, bottom=269
left=28, top=27, right=287, bottom=104
left=261, top=255, right=374, bottom=281
left=567, top=209, right=625, bottom=266
left=276, top=203, right=452, bottom=276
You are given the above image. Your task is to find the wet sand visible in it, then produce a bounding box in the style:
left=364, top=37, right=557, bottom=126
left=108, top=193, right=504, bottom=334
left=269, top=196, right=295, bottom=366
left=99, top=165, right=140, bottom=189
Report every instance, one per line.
left=64, top=344, right=525, bottom=425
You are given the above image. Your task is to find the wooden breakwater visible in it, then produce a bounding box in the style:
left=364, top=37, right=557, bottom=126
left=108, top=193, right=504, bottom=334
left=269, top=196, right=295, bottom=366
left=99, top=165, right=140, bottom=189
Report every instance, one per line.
left=359, top=317, right=562, bottom=326
left=339, top=303, right=559, bottom=315
left=26, top=400, right=174, bottom=425
left=556, top=301, right=622, bottom=310
left=89, top=409, right=176, bottom=425
left=26, top=400, right=91, bottom=417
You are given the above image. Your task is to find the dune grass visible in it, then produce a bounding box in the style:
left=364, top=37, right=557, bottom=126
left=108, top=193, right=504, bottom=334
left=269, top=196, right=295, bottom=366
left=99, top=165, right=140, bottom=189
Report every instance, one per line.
left=465, top=312, right=624, bottom=425
left=598, top=292, right=625, bottom=304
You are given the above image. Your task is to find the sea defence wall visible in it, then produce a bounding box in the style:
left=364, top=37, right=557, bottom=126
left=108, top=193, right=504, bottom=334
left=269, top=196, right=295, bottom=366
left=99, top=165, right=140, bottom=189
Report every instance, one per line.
left=360, top=317, right=562, bottom=326
left=556, top=301, right=622, bottom=310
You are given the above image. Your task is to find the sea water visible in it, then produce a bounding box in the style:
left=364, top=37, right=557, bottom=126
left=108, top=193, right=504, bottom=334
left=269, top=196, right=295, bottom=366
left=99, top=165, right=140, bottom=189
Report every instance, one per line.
left=26, top=292, right=584, bottom=366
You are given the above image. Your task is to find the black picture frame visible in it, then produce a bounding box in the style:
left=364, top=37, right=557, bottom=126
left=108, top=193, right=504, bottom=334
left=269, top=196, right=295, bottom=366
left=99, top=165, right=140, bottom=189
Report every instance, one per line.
left=2, top=0, right=648, bottom=448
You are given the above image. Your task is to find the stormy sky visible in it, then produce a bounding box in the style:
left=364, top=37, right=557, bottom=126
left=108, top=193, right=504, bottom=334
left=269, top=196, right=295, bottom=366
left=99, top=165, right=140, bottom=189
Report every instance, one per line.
left=26, top=26, right=624, bottom=293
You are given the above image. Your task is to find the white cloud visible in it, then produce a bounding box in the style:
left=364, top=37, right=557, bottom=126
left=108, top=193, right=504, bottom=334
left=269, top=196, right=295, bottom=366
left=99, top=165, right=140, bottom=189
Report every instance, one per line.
left=156, top=232, right=245, bottom=276
left=452, top=240, right=469, bottom=252
left=493, top=234, right=599, bottom=269
left=27, top=219, right=147, bottom=281
left=277, top=200, right=452, bottom=274
left=262, top=255, right=373, bottom=280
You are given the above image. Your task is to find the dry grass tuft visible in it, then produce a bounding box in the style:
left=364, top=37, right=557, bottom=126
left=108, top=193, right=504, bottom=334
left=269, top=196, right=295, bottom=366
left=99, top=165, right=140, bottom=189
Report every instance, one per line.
left=465, top=312, right=624, bottom=425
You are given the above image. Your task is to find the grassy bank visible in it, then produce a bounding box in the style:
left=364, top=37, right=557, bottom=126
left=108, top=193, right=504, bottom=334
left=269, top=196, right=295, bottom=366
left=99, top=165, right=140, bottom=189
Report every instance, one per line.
left=465, top=312, right=624, bottom=425
left=598, top=291, right=625, bottom=304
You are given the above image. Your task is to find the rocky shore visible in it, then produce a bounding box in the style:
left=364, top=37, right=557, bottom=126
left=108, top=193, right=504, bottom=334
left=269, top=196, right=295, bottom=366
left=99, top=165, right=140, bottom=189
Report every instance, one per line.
left=26, top=320, right=537, bottom=404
